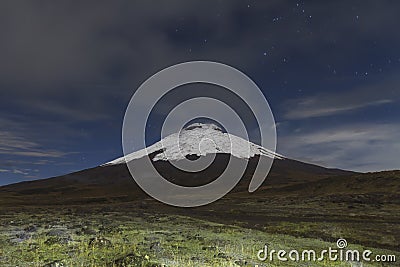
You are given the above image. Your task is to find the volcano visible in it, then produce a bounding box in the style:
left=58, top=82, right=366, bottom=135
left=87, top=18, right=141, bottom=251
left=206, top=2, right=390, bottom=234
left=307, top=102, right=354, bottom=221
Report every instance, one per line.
left=105, top=123, right=282, bottom=164
left=0, top=123, right=351, bottom=206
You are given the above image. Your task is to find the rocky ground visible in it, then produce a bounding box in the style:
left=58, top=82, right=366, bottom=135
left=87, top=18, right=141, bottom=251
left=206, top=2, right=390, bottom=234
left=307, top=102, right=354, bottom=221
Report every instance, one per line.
left=0, top=171, right=399, bottom=266
left=0, top=195, right=398, bottom=266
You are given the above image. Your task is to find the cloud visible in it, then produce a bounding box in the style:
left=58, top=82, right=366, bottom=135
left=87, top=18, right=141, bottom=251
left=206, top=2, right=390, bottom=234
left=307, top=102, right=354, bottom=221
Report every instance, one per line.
left=0, top=168, right=30, bottom=175
left=1, top=1, right=399, bottom=89
left=285, top=99, right=393, bottom=119
left=278, top=123, right=400, bottom=172
left=23, top=99, right=112, bottom=122
left=283, top=75, right=400, bottom=119
left=0, top=0, right=399, bottom=182
left=0, top=150, right=67, bottom=158
left=2, top=1, right=400, bottom=125
left=12, top=169, right=29, bottom=175
left=0, top=159, right=54, bottom=167
left=0, top=119, right=73, bottom=160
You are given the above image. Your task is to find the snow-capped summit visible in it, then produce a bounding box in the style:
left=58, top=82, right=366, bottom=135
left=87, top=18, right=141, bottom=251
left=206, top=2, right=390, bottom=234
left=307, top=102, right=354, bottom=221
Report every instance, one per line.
left=184, top=122, right=223, bottom=132
left=104, top=123, right=283, bottom=166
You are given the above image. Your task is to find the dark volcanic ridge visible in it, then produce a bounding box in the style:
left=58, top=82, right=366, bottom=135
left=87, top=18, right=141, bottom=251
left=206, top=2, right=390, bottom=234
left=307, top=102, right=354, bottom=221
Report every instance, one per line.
left=0, top=153, right=352, bottom=205
left=1, top=123, right=398, bottom=206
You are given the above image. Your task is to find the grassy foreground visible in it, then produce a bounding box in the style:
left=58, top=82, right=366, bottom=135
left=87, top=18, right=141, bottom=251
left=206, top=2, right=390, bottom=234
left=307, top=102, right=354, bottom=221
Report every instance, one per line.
left=0, top=205, right=397, bottom=267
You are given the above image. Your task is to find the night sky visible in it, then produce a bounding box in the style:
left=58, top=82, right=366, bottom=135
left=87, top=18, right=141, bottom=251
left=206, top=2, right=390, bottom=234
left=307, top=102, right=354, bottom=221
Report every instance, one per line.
left=1, top=1, right=400, bottom=185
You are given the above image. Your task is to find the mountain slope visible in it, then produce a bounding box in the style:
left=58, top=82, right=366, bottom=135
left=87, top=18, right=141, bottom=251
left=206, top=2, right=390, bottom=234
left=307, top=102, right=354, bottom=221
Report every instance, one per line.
left=0, top=156, right=351, bottom=205
left=0, top=123, right=353, bottom=205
